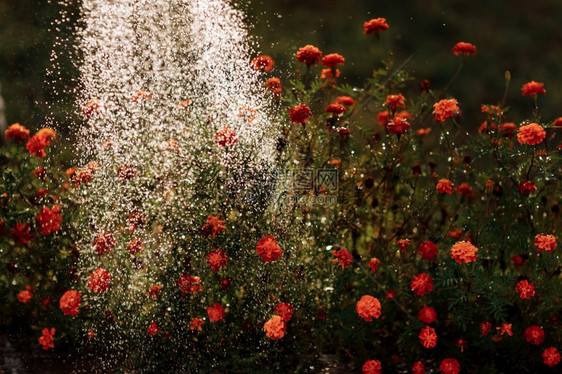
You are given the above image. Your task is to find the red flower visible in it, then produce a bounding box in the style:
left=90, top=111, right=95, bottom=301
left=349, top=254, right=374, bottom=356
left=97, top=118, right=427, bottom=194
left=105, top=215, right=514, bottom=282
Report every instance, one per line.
left=296, top=45, right=322, bottom=66
left=498, top=322, right=513, bottom=336
left=93, top=232, right=116, bottom=256
left=289, top=104, right=312, bottom=124
left=386, top=115, right=410, bottom=135
left=256, top=236, right=283, bottom=262
left=335, top=96, right=356, bottom=107
left=363, top=18, right=389, bottom=35
left=36, top=205, right=62, bottom=236
left=553, top=117, right=562, bottom=127
left=412, top=361, right=425, bottom=374
left=455, top=182, right=475, bottom=197
left=356, top=295, right=381, bottom=321
left=206, top=249, right=229, bottom=272
left=220, top=277, right=231, bottom=290
left=38, top=327, right=55, bottom=351
left=439, top=358, right=461, bottom=374
left=264, top=315, right=286, bottom=340
left=542, top=347, right=560, bottom=367
left=131, top=89, right=152, bottom=102
left=524, top=325, right=545, bottom=345
left=436, top=179, right=454, bottom=194
left=332, top=249, right=353, bottom=269
left=251, top=55, right=274, bottom=73
left=274, top=302, right=294, bottom=322
left=59, top=290, right=81, bottom=316
left=511, top=254, right=524, bottom=267
left=534, top=234, right=557, bottom=252
left=127, top=238, right=144, bottom=255
left=450, top=241, right=478, bottom=264
left=207, top=302, right=225, bottom=322
left=433, top=99, right=459, bottom=122
left=516, top=279, right=535, bottom=299
left=397, top=239, right=411, bottom=253
left=362, top=359, right=382, bottom=374
left=190, top=318, right=204, bottom=331
left=17, top=286, right=33, bottom=303
left=521, top=81, right=546, bottom=97
left=10, top=223, right=33, bottom=244
left=411, top=273, right=434, bottom=296
left=201, top=215, right=226, bottom=239
left=385, top=289, right=396, bottom=299
left=377, top=111, right=390, bottom=126
left=265, top=77, right=282, bottom=96
left=26, top=128, right=56, bottom=158
left=325, top=103, right=346, bottom=115
left=5, top=123, right=30, bottom=143
left=322, top=53, right=345, bottom=67
left=177, top=274, right=202, bottom=295
left=369, top=257, right=381, bottom=272
left=88, top=268, right=111, bottom=293
left=517, top=123, right=546, bottom=145
left=418, top=306, right=437, bottom=324
left=149, top=284, right=162, bottom=299
left=147, top=321, right=159, bottom=336
left=452, top=42, right=476, bottom=56
left=214, top=126, right=238, bottom=147
left=519, top=181, right=536, bottom=195
left=81, top=99, right=107, bottom=118
left=336, top=127, right=351, bottom=140
left=419, top=326, right=438, bottom=349
left=320, top=68, right=340, bottom=82
left=418, top=241, right=438, bottom=261
left=480, top=321, right=492, bottom=336
left=383, top=94, right=406, bottom=111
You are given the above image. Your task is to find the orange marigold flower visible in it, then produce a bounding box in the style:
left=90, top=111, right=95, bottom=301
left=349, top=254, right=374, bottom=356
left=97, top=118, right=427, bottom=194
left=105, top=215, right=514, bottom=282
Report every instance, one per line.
left=450, top=240, right=478, bottom=264
left=177, top=274, right=202, bottom=295
left=418, top=306, right=437, bottom=324
left=455, top=182, right=475, bottom=197
left=362, top=359, right=382, bottom=374
left=17, top=286, right=33, bottom=303
left=256, top=236, right=283, bottom=262
left=36, top=205, right=62, bottom=236
left=524, top=325, right=545, bottom=345
left=498, top=322, right=513, bottom=336
left=521, top=81, right=546, bottom=97
left=542, top=347, right=561, bottom=367
left=38, top=327, right=55, bottom=351
left=419, top=326, right=438, bottom=349
left=147, top=321, right=159, bottom=336
left=207, top=249, right=229, bottom=272
left=516, top=279, right=535, bottom=299
left=88, top=268, right=111, bottom=293
left=81, top=99, right=106, bottom=118
left=127, top=238, right=143, bottom=255
left=436, top=178, right=454, bottom=194
left=207, top=302, right=225, bottom=322
left=336, top=127, right=351, bottom=140
left=418, top=241, right=438, bottom=261
left=190, top=317, right=204, bottom=331
left=264, top=315, right=286, bottom=340
left=446, top=228, right=464, bottom=239
left=480, top=321, right=492, bottom=336
left=131, top=89, right=152, bottom=102
left=397, top=239, right=411, bottom=252
left=386, top=115, right=410, bottom=135
left=481, top=104, right=503, bottom=117
left=411, top=273, right=433, bottom=296
left=26, top=128, right=56, bottom=158
left=364, top=18, right=389, bottom=35
left=377, top=110, right=390, bottom=126
left=412, top=361, right=425, bottom=374
left=517, top=123, right=546, bottom=145
left=320, top=68, right=340, bottom=82
left=356, top=295, right=382, bottom=321
left=93, top=232, right=115, bottom=256
left=201, top=215, right=226, bottom=239
left=553, top=117, right=562, bottom=127
left=534, top=234, right=557, bottom=252
left=325, top=103, right=346, bottom=115
left=251, top=55, right=274, bottom=73
left=214, top=126, right=238, bottom=147
left=383, top=94, right=406, bottom=111
left=452, top=41, right=476, bottom=56
left=499, top=122, right=517, bottom=137
left=332, top=248, right=353, bottom=269
left=417, top=127, right=432, bottom=137
left=5, top=123, right=30, bottom=143
left=10, top=222, right=33, bottom=244
left=274, top=302, right=294, bottom=322
left=519, top=181, right=536, bottom=195
left=433, top=98, right=459, bottom=122
left=149, top=284, right=162, bottom=299
left=335, top=96, right=356, bottom=107
left=439, top=358, right=460, bottom=374
left=265, top=77, right=282, bottom=96
left=321, top=53, right=345, bottom=67
left=289, top=104, right=312, bottom=124
left=59, top=290, right=81, bottom=316
left=296, top=45, right=322, bottom=66
left=369, top=257, right=381, bottom=272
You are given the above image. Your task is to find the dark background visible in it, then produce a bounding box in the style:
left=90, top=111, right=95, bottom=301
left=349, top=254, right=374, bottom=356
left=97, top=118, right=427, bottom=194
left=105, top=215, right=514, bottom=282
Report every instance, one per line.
left=1, top=0, right=561, bottom=135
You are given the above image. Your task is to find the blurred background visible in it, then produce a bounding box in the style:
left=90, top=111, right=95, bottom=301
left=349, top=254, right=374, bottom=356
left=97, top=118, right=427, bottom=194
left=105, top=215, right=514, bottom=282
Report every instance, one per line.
left=1, top=0, right=561, bottom=137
